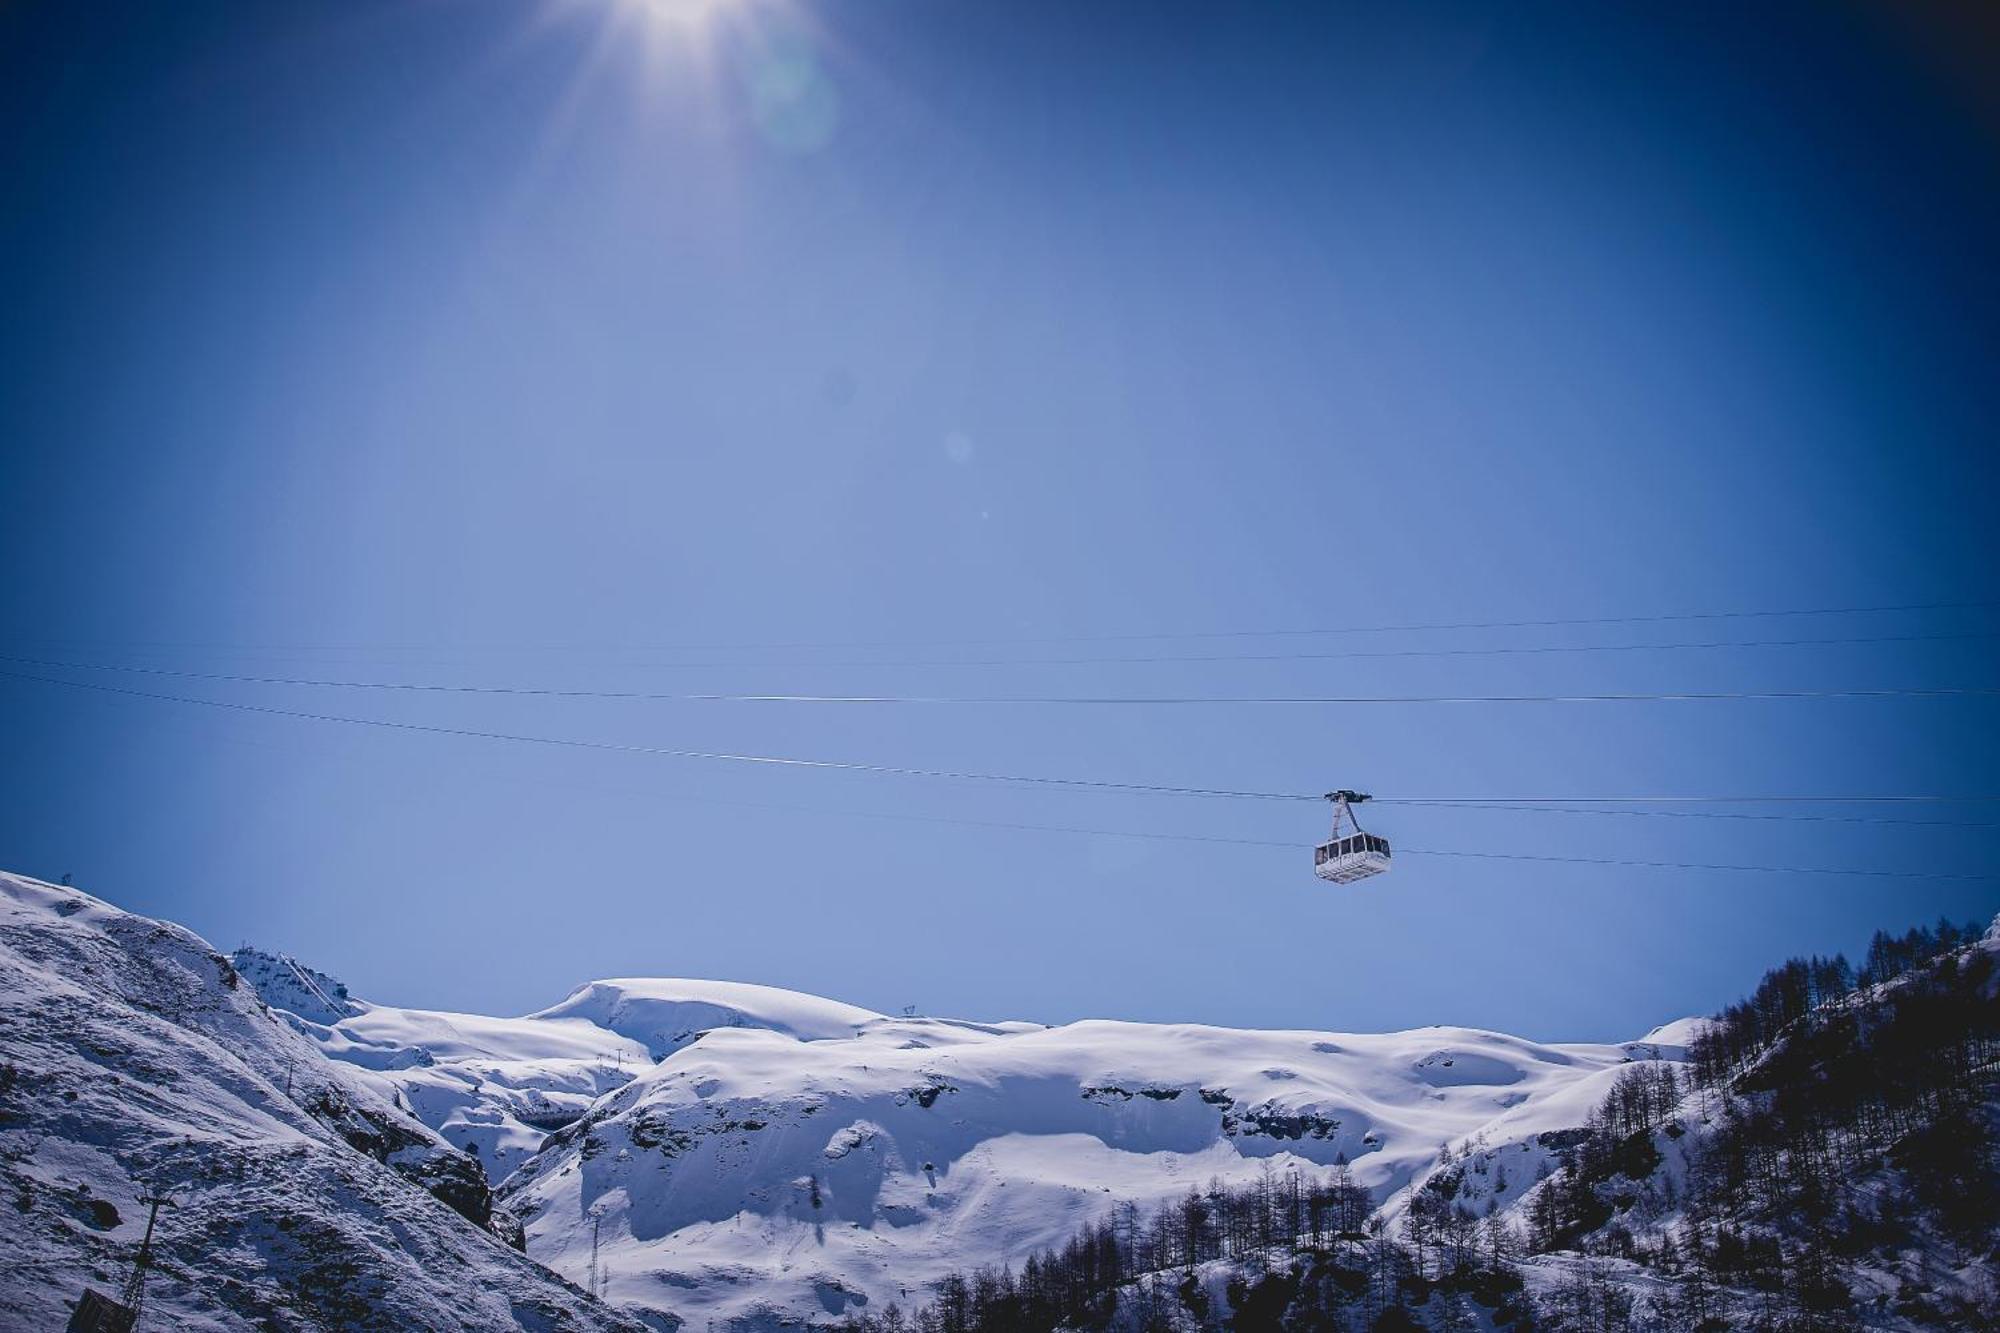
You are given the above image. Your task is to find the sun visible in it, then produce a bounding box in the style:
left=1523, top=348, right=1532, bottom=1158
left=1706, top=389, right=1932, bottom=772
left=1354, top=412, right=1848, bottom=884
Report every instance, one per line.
left=514, top=0, right=836, bottom=169
left=578, top=0, right=797, bottom=84
left=626, top=0, right=741, bottom=34
left=526, top=0, right=783, bottom=117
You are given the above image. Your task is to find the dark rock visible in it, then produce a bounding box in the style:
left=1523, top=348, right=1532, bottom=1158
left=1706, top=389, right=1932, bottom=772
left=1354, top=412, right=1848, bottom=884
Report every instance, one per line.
left=910, top=1080, right=956, bottom=1109
left=489, top=1207, right=527, bottom=1252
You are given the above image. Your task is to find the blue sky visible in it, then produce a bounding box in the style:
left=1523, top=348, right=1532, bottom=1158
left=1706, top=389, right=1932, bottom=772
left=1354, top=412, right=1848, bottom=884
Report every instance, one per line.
left=2, top=0, right=1995, bottom=1039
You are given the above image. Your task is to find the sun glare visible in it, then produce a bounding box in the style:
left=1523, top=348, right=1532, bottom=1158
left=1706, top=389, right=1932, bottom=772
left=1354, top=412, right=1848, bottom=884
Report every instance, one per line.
left=534, top=0, right=840, bottom=159
left=567, top=0, right=802, bottom=88
left=628, top=0, right=738, bottom=33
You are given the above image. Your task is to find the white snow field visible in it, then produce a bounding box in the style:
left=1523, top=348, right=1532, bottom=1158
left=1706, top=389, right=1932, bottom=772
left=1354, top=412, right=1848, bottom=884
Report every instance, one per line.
left=0, top=872, right=649, bottom=1333
left=259, top=955, right=1693, bottom=1329
left=247, top=971, right=896, bottom=1188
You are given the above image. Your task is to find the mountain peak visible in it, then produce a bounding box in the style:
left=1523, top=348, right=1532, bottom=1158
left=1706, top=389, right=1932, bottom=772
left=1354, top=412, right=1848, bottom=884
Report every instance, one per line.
left=526, top=976, right=886, bottom=1059
left=231, top=945, right=361, bottom=1026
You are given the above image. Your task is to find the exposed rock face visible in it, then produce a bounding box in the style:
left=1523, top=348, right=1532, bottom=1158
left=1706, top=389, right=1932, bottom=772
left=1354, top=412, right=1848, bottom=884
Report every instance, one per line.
left=231, top=945, right=361, bottom=1026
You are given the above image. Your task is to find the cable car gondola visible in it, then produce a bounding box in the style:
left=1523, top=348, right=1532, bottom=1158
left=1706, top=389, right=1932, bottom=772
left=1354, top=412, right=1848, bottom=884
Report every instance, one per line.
left=1314, top=790, right=1390, bottom=883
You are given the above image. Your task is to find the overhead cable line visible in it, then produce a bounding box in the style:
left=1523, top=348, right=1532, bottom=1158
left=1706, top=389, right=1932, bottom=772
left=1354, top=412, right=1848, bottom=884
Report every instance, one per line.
left=20, top=629, right=1994, bottom=673
left=1392, top=848, right=1995, bottom=880
left=619, top=628, right=1998, bottom=669
left=1, top=599, right=1991, bottom=657
left=7, top=668, right=1994, bottom=811
left=513, top=595, right=2000, bottom=652
left=9, top=671, right=1977, bottom=881
left=0, top=670, right=1316, bottom=801
left=1383, top=801, right=2000, bottom=829
left=425, top=785, right=1998, bottom=881
left=1373, top=794, right=2000, bottom=806
left=3, top=654, right=1995, bottom=706
left=693, top=597, right=1997, bottom=650
left=9, top=674, right=1968, bottom=879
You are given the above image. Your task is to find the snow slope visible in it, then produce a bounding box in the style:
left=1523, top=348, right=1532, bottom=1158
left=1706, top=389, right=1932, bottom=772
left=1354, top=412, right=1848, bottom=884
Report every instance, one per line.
left=237, top=953, right=1689, bottom=1331
left=259, top=977, right=888, bottom=1186
left=0, top=872, right=649, bottom=1333
left=530, top=978, right=888, bottom=1058
left=499, top=1016, right=1683, bottom=1329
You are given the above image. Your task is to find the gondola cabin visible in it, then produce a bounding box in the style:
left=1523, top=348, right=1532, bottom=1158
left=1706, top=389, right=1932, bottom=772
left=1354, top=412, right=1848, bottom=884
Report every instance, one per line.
left=1315, top=790, right=1390, bottom=883
left=1314, top=830, right=1391, bottom=883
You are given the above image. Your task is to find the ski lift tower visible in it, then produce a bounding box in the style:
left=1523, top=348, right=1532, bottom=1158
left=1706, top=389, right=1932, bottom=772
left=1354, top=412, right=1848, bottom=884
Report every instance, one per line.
left=121, top=1187, right=175, bottom=1325
left=585, top=1203, right=607, bottom=1300
left=83, top=1184, right=174, bottom=1328
left=70, top=1186, right=176, bottom=1332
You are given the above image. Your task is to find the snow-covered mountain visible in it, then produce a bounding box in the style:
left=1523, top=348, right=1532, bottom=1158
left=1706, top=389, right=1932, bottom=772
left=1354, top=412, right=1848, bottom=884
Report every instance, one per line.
left=502, top=1010, right=1690, bottom=1330
left=11, top=867, right=1990, bottom=1331
left=0, top=872, right=649, bottom=1333
left=238, top=949, right=1695, bottom=1330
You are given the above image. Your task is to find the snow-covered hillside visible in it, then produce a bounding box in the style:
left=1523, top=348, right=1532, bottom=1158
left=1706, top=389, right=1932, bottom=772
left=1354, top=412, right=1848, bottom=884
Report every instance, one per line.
left=0, top=872, right=649, bottom=1333
left=248, top=954, right=1691, bottom=1330
left=10, top=871, right=1985, bottom=1333
left=253, top=976, right=891, bottom=1187
left=505, top=1017, right=1684, bottom=1329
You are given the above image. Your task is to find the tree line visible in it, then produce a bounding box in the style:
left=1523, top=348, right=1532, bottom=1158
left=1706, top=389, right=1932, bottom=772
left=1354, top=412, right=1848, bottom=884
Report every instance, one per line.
left=1519, top=914, right=1997, bottom=1329
left=841, top=915, right=1996, bottom=1332
left=834, top=1158, right=1536, bottom=1333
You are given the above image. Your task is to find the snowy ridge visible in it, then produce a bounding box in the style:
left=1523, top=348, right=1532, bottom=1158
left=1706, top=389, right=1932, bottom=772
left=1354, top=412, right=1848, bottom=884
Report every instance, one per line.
left=530, top=978, right=888, bottom=1059
left=0, top=871, right=648, bottom=1333
left=230, top=946, right=360, bottom=1027
left=246, top=975, right=896, bottom=1185
left=313, top=1002, right=651, bottom=1178
left=234, top=953, right=1694, bottom=1330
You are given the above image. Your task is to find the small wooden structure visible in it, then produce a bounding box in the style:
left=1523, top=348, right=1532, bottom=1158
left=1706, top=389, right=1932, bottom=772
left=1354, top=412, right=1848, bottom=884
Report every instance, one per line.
left=66, top=1289, right=136, bottom=1333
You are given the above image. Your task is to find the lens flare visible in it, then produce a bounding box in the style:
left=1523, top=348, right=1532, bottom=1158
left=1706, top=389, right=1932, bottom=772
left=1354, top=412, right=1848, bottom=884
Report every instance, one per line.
left=628, top=0, right=737, bottom=32
left=520, top=0, right=844, bottom=172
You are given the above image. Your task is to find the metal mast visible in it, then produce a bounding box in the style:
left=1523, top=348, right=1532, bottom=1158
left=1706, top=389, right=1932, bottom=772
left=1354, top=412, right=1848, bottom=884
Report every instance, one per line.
left=117, top=1188, right=175, bottom=1327
left=587, top=1209, right=603, bottom=1299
